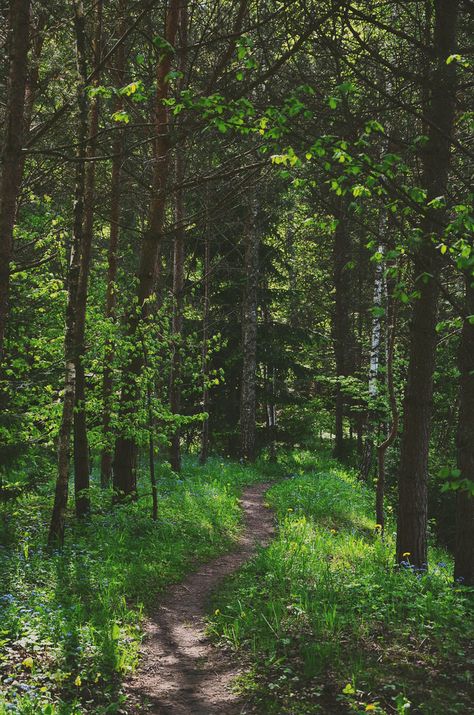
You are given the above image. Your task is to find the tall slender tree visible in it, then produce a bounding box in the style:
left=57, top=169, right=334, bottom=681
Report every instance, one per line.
left=169, top=0, right=188, bottom=473
left=240, top=192, right=259, bottom=461
left=48, top=0, right=89, bottom=545
left=332, top=197, right=352, bottom=460
left=454, top=273, right=474, bottom=586
left=396, top=0, right=459, bottom=567
left=100, top=7, right=126, bottom=487
left=74, top=0, right=103, bottom=516
left=0, top=0, right=31, bottom=363
left=113, top=0, right=181, bottom=497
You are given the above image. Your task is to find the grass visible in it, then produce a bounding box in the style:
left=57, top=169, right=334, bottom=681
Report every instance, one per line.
left=208, top=451, right=474, bottom=714
left=0, top=456, right=280, bottom=714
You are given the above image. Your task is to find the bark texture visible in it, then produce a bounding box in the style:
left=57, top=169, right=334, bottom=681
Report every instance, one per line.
left=100, top=9, right=126, bottom=488
left=454, top=274, right=474, bottom=587
left=239, top=196, right=259, bottom=461
left=74, top=0, right=103, bottom=517
left=396, top=0, right=459, bottom=567
left=0, top=0, right=30, bottom=362
left=199, top=209, right=211, bottom=465
left=113, top=0, right=181, bottom=497
left=49, top=1, right=88, bottom=546
left=332, top=199, right=352, bottom=460
left=169, top=2, right=187, bottom=473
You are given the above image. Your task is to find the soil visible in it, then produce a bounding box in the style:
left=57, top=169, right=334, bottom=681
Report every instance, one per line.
left=125, top=482, right=275, bottom=714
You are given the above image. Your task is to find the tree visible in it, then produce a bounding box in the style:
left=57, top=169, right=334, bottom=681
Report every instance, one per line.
left=396, top=0, right=460, bottom=568
left=454, top=273, right=474, bottom=586
left=239, top=190, right=259, bottom=461
left=113, top=0, right=181, bottom=497
left=74, top=0, right=103, bottom=517
left=0, top=0, right=31, bottom=362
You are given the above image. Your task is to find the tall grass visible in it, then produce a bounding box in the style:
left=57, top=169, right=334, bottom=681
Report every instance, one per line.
left=0, top=456, right=276, bottom=714
left=208, top=452, right=474, bottom=714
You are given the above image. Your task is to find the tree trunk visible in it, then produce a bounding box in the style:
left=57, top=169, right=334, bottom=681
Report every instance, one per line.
left=100, top=10, right=126, bottom=488
left=199, top=210, right=211, bottom=465
left=48, top=1, right=88, bottom=546
left=396, top=0, right=459, bottom=568
left=169, top=3, right=187, bottom=472
left=0, top=0, right=30, bottom=363
left=113, top=0, right=181, bottom=497
left=376, top=287, right=398, bottom=533
left=239, top=194, right=259, bottom=461
left=169, top=151, right=185, bottom=472
left=74, top=0, right=103, bottom=517
left=454, top=274, right=474, bottom=586
left=332, top=198, right=351, bottom=460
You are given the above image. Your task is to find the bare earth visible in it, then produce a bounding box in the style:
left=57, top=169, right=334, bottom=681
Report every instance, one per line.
left=125, top=482, right=275, bottom=714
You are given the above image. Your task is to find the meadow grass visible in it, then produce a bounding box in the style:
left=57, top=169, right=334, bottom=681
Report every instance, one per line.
left=0, top=456, right=278, bottom=714
left=208, top=451, right=474, bottom=714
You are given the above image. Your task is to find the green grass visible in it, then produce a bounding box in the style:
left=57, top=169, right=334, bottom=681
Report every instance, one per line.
left=208, top=451, right=474, bottom=714
left=0, top=456, right=280, bottom=714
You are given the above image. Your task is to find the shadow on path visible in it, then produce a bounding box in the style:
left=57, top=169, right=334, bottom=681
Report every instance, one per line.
left=125, top=482, right=275, bottom=714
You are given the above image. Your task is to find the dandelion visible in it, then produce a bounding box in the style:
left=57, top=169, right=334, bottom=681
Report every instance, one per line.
left=365, top=706, right=376, bottom=712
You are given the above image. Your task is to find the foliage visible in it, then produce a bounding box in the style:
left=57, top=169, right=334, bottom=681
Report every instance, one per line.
left=208, top=452, right=474, bottom=714
left=0, top=457, right=272, bottom=713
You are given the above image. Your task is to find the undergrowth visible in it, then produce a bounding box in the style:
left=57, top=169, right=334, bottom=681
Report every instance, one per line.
left=0, top=456, right=278, bottom=714
left=208, top=451, right=474, bottom=714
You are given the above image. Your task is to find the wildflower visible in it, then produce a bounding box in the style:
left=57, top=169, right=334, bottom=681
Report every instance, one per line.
left=402, top=552, right=411, bottom=557
left=74, top=676, right=82, bottom=687
left=365, top=706, right=376, bottom=712
left=330, top=529, right=337, bottom=534
left=214, top=609, right=220, bottom=615
left=374, top=524, right=382, bottom=531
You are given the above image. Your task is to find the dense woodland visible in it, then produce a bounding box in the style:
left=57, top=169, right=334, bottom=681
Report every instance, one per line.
left=0, top=0, right=473, bottom=713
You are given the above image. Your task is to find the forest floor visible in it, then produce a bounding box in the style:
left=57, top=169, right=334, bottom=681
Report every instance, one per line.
left=0, top=451, right=473, bottom=715
left=126, top=482, right=275, bottom=714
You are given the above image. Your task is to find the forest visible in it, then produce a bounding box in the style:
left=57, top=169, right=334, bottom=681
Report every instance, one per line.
left=0, top=0, right=473, bottom=713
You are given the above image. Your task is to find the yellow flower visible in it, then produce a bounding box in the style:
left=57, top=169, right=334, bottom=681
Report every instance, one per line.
left=365, top=706, right=376, bottom=712
left=374, top=524, right=382, bottom=531
left=330, top=529, right=337, bottom=534
left=402, top=552, right=411, bottom=557
left=214, top=609, right=220, bottom=615
left=22, top=657, right=33, bottom=669
left=74, top=676, right=82, bottom=687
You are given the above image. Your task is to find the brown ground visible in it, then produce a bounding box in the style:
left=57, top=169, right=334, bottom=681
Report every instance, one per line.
left=125, top=482, right=275, bottom=714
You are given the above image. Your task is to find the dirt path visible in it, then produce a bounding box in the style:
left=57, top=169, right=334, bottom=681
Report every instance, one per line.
left=125, top=482, right=275, bottom=714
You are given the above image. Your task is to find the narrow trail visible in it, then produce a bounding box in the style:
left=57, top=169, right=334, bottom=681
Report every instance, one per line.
left=126, top=482, right=275, bottom=714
